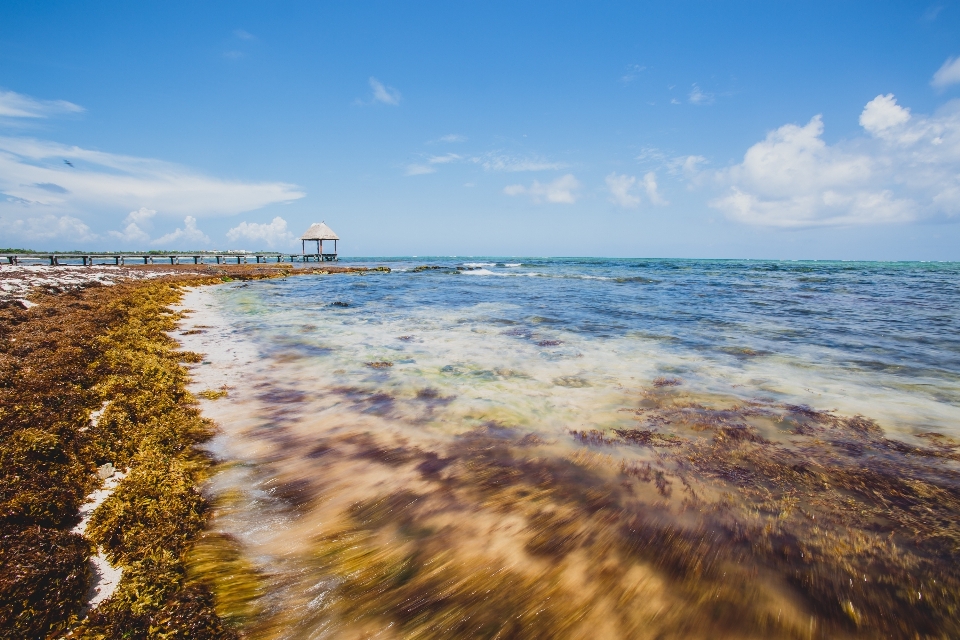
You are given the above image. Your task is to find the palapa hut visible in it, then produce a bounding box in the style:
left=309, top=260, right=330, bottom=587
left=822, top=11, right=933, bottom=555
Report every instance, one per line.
left=299, top=221, right=340, bottom=261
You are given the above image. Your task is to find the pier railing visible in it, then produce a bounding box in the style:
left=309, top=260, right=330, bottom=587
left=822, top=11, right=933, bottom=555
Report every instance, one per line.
left=1, top=253, right=339, bottom=266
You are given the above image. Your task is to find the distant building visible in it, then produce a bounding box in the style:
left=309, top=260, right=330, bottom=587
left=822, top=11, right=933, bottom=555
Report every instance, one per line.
left=299, top=222, right=340, bottom=261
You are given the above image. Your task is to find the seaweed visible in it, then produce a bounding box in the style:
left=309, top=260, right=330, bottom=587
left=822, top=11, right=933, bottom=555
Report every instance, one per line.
left=0, top=528, right=91, bottom=637
left=283, top=395, right=960, bottom=638
left=197, top=387, right=229, bottom=400
left=0, top=267, right=295, bottom=638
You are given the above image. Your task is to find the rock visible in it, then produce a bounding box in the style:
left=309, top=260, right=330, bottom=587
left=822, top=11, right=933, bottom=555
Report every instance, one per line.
left=97, top=463, right=115, bottom=480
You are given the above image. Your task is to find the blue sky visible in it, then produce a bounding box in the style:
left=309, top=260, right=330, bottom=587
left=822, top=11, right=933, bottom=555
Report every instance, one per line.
left=2, top=1, right=960, bottom=259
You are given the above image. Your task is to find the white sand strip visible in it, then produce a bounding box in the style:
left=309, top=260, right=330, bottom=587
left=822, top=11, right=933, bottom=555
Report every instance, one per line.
left=72, top=455, right=127, bottom=612
left=72, top=393, right=126, bottom=611
left=0, top=265, right=178, bottom=305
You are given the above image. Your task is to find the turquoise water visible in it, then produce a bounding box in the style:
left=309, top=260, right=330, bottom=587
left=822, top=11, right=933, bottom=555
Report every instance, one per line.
left=251, top=258, right=960, bottom=434
left=179, top=258, right=960, bottom=639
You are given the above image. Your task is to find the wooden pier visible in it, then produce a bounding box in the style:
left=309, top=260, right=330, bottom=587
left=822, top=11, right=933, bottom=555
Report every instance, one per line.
left=0, top=253, right=339, bottom=266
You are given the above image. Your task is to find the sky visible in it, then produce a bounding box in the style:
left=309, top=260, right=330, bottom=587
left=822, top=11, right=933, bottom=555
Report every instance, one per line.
left=2, top=1, right=960, bottom=259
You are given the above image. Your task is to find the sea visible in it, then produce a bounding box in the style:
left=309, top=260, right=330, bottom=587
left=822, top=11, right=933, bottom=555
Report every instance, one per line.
left=175, top=258, right=960, bottom=639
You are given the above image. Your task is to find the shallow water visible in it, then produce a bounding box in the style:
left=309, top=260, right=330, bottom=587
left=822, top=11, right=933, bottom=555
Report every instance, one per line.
left=177, top=259, right=960, bottom=639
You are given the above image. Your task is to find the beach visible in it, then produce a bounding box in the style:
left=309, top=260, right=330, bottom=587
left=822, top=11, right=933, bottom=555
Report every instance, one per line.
left=3, top=259, right=960, bottom=639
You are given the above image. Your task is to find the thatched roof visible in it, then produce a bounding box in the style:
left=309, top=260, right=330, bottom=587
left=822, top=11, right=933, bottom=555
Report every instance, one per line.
left=300, top=222, right=340, bottom=241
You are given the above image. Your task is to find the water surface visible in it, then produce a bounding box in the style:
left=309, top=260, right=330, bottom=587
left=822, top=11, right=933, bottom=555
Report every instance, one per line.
left=178, top=259, right=960, bottom=639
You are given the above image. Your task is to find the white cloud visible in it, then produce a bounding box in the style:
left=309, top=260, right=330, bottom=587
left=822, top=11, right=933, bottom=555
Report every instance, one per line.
left=636, top=147, right=667, bottom=164
left=669, top=154, right=708, bottom=179
left=621, top=64, right=646, bottom=84
left=405, top=153, right=461, bottom=175
left=125, top=206, right=157, bottom=226
left=689, top=84, right=714, bottom=105
left=0, top=214, right=96, bottom=242
left=0, top=137, right=304, bottom=219
left=234, top=29, right=256, bottom=40
left=152, top=216, right=210, bottom=247
left=932, top=56, right=960, bottom=89
left=405, top=164, right=436, bottom=176
left=108, top=207, right=156, bottom=243
left=860, top=94, right=911, bottom=133
left=922, top=5, right=943, bottom=21
left=475, top=153, right=565, bottom=172
left=0, top=89, right=84, bottom=119
left=711, top=94, right=960, bottom=227
left=369, top=77, right=401, bottom=105
left=109, top=222, right=150, bottom=243
left=606, top=173, right=641, bottom=208
left=429, top=153, right=461, bottom=164
left=504, top=174, right=580, bottom=204
left=438, top=134, right=466, bottom=143
left=643, top=172, right=668, bottom=205
left=606, top=172, right=668, bottom=208
left=226, top=216, right=295, bottom=248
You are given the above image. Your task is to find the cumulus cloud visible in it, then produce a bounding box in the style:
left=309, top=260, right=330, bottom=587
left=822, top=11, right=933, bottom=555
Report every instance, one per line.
left=606, top=173, right=641, bottom=207
left=643, top=172, right=668, bottom=205
left=504, top=174, right=580, bottom=204
left=152, top=216, right=210, bottom=247
left=606, top=172, right=668, bottom=208
left=0, top=137, right=304, bottom=219
left=0, top=214, right=96, bottom=242
left=669, top=155, right=708, bottom=179
left=369, top=77, right=401, bottom=105
left=711, top=94, right=960, bottom=227
left=108, top=207, right=156, bottom=243
left=226, top=216, right=296, bottom=248
left=0, top=89, right=84, bottom=119
left=932, top=56, right=960, bottom=89
left=859, top=94, right=911, bottom=133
